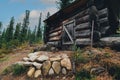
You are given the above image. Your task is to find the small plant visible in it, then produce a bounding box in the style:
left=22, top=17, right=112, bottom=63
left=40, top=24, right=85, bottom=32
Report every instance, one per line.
left=12, top=64, right=27, bottom=75
left=72, top=44, right=88, bottom=63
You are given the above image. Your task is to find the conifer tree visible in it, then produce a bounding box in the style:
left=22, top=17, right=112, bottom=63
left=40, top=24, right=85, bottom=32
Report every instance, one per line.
left=20, top=10, right=30, bottom=42
left=36, top=13, right=42, bottom=41
left=57, top=0, right=74, bottom=9
left=5, top=17, right=14, bottom=42
left=14, top=23, right=21, bottom=40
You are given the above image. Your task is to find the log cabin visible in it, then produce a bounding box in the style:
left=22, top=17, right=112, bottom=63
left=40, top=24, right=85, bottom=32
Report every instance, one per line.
left=44, top=0, right=120, bottom=48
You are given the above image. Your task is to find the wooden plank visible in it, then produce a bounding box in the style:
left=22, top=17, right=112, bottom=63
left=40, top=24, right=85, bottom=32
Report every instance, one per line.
left=75, top=22, right=90, bottom=30
left=75, top=29, right=90, bottom=34
left=76, top=15, right=90, bottom=25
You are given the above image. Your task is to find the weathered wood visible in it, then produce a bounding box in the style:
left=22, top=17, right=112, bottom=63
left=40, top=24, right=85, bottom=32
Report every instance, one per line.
left=49, top=31, right=62, bottom=37
left=98, top=8, right=108, bottom=16
left=49, top=36, right=61, bottom=41
left=76, top=15, right=90, bottom=25
left=100, top=21, right=109, bottom=27
left=75, top=38, right=91, bottom=45
left=49, top=26, right=62, bottom=33
left=75, top=22, right=90, bottom=31
left=100, top=26, right=110, bottom=34
left=47, top=41, right=59, bottom=46
left=100, top=37, right=120, bottom=50
left=75, top=30, right=90, bottom=38
left=99, top=17, right=108, bottom=24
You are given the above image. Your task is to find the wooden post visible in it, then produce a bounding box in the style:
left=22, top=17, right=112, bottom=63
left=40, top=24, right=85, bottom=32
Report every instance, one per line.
left=91, top=20, right=94, bottom=48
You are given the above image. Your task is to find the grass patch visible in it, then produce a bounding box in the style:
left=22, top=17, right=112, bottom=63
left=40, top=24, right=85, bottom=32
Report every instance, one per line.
left=0, top=56, right=9, bottom=62
left=12, top=64, right=27, bottom=76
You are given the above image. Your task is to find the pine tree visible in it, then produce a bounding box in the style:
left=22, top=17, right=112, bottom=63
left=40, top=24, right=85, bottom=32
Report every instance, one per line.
left=20, top=10, right=30, bottom=42
left=26, top=28, right=31, bottom=41
left=57, top=0, right=74, bottom=9
left=5, top=17, right=14, bottom=42
left=0, top=22, right=2, bottom=34
left=14, top=23, right=21, bottom=40
left=30, top=26, right=37, bottom=43
left=36, top=13, right=42, bottom=41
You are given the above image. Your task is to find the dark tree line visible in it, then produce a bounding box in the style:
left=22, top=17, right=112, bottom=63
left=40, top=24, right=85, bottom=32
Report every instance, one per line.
left=0, top=10, right=50, bottom=49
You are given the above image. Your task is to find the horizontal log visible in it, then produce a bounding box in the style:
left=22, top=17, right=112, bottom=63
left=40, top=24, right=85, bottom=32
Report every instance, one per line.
left=100, top=26, right=110, bottom=34
left=75, top=22, right=90, bottom=31
left=100, top=37, right=120, bottom=50
left=49, top=36, right=61, bottom=41
left=75, top=8, right=89, bottom=19
left=100, top=21, right=109, bottom=27
left=75, top=38, right=91, bottom=45
left=75, top=29, right=90, bottom=34
left=49, top=26, right=62, bottom=33
left=47, top=41, right=59, bottom=46
left=99, top=17, right=108, bottom=24
left=75, top=30, right=90, bottom=38
left=49, top=31, right=62, bottom=37
left=76, top=15, right=90, bottom=25
left=98, top=8, right=108, bottom=16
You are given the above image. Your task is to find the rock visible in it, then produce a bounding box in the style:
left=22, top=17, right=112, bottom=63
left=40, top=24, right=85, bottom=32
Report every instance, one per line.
left=16, top=61, right=32, bottom=66
left=90, top=67, right=105, bottom=75
left=42, top=61, right=51, bottom=76
left=29, top=55, right=38, bottom=62
left=27, top=67, right=35, bottom=77
left=61, top=58, right=72, bottom=70
left=48, top=68, right=54, bottom=75
left=62, top=77, right=66, bottom=80
left=50, top=57, right=61, bottom=61
left=52, top=61, right=61, bottom=74
left=37, top=55, right=49, bottom=62
left=61, top=54, right=69, bottom=59
left=62, top=68, right=67, bottom=75
left=33, top=62, right=42, bottom=69
left=23, top=57, right=29, bottom=61
left=34, top=70, right=42, bottom=78
left=28, top=53, right=34, bottom=57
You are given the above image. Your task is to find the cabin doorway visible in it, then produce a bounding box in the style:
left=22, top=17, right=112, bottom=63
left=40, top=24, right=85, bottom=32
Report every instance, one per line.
left=62, top=20, right=75, bottom=45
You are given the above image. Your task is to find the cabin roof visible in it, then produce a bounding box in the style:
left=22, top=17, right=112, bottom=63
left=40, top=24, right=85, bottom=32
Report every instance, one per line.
left=44, top=0, right=89, bottom=23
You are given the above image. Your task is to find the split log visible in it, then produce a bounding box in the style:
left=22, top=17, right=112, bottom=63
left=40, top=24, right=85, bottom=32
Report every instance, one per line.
left=75, top=22, right=90, bottom=31
left=76, top=15, right=90, bottom=25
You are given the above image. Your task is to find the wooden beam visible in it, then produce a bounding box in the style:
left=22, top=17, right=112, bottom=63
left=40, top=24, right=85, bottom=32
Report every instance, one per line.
left=49, top=31, right=62, bottom=37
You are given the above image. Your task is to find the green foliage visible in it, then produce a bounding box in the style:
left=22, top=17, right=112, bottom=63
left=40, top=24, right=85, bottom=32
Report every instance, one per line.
left=20, top=10, right=30, bottom=42
left=76, top=69, right=92, bottom=80
left=57, top=0, right=75, bottom=9
left=72, top=45, right=88, bottom=63
left=12, top=64, right=27, bottom=75
left=36, top=13, right=42, bottom=42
